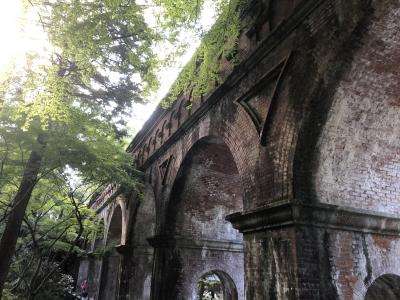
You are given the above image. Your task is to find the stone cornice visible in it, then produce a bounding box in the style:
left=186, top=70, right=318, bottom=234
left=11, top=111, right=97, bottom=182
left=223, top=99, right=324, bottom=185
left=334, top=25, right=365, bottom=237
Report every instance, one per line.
left=92, top=186, right=122, bottom=213
left=147, top=235, right=243, bottom=252
left=226, top=202, right=400, bottom=236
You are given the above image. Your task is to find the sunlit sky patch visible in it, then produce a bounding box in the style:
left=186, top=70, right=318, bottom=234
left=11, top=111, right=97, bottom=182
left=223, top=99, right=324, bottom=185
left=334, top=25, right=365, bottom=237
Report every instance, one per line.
left=0, top=0, right=217, bottom=134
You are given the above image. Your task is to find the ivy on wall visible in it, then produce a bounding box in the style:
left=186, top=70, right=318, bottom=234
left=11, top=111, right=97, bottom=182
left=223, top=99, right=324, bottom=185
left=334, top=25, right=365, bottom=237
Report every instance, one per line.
left=163, top=0, right=243, bottom=107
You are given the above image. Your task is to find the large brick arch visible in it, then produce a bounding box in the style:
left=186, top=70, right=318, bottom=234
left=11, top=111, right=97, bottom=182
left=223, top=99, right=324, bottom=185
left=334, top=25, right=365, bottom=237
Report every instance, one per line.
left=312, top=1, right=400, bottom=214
left=104, top=198, right=128, bottom=246
left=164, top=135, right=244, bottom=237
left=151, top=135, right=244, bottom=299
left=161, top=132, right=249, bottom=219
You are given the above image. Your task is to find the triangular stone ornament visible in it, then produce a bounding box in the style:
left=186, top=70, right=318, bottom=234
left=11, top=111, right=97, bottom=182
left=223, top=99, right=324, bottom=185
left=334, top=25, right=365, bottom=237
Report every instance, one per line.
left=159, top=155, right=174, bottom=185
left=235, top=52, right=291, bottom=146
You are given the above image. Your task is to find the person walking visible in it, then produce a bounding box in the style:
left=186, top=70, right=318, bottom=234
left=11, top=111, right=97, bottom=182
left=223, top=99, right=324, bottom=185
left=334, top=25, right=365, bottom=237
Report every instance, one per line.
left=80, top=279, right=89, bottom=300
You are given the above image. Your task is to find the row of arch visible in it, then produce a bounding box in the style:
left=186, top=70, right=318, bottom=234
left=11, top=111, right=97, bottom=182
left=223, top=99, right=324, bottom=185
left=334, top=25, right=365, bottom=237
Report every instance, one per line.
left=86, top=135, right=400, bottom=300
left=88, top=136, right=244, bottom=299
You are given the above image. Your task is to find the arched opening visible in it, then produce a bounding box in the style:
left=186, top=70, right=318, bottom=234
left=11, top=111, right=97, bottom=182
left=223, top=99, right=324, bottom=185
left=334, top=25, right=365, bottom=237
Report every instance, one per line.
left=167, top=136, right=243, bottom=240
left=365, top=274, right=400, bottom=300
left=161, top=136, right=244, bottom=299
left=99, top=204, right=123, bottom=299
left=107, top=204, right=122, bottom=246
left=197, top=271, right=238, bottom=300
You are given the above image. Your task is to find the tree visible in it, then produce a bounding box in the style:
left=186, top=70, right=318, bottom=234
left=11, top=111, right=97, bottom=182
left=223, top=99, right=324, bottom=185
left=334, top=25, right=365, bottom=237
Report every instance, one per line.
left=0, top=0, right=157, bottom=296
left=0, top=0, right=237, bottom=297
left=2, top=171, right=103, bottom=300
left=0, top=69, right=142, bottom=297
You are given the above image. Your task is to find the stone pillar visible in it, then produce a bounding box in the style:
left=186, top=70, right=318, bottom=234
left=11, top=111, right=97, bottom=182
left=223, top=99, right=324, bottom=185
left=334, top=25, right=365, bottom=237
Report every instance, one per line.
left=76, top=257, right=90, bottom=293
left=227, top=202, right=400, bottom=299
left=148, top=235, right=177, bottom=300
left=99, top=248, right=122, bottom=300
left=116, top=244, right=132, bottom=300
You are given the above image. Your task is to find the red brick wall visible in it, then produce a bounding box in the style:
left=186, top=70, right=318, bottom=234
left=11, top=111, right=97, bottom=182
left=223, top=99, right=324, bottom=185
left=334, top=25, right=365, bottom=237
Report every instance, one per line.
left=166, top=136, right=243, bottom=241
left=314, top=0, right=400, bottom=214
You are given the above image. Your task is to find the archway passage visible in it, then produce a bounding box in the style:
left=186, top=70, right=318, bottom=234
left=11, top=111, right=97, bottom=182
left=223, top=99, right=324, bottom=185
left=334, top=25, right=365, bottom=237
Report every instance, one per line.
left=197, top=271, right=238, bottom=300
left=99, top=205, right=123, bottom=300
left=365, top=274, right=400, bottom=300
left=167, top=136, right=243, bottom=241
left=162, top=136, right=244, bottom=299
left=107, top=205, right=122, bottom=247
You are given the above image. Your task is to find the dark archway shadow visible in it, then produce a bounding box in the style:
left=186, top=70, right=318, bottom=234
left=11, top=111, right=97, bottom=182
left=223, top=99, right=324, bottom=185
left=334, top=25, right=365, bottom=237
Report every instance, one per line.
left=365, top=274, right=400, bottom=300
left=158, top=135, right=244, bottom=299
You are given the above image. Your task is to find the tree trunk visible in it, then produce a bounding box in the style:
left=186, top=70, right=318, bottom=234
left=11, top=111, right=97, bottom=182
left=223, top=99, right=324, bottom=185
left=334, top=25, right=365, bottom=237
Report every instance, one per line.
left=0, top=134, right=45, bottom=298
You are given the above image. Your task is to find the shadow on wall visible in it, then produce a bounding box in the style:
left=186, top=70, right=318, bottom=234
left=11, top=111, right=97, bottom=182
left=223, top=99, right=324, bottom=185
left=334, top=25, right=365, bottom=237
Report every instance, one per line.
left=365, top=274, right=400, bottom=300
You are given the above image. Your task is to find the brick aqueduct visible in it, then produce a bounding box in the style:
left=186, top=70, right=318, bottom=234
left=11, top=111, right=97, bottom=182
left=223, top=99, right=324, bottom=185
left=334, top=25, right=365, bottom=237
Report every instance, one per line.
left=77, top=0, right=400, bottom=299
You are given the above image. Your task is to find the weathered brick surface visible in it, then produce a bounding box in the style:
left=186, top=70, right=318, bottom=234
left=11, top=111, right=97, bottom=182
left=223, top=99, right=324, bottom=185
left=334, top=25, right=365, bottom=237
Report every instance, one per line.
left=77, top=0, right=400, bottom=299
left=317, top=230, right=400, bottom=300
left=151, top=136, right=244, bottom=299
left=245, top=228, right=298, bottom=299
left=313, top=0, right=400, bottom=213
left=128, top=184, right=156, bottom=300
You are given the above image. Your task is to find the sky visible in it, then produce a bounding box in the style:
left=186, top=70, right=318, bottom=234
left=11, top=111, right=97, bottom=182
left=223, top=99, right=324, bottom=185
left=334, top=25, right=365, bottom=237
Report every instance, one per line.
left=0, top=1, right=48, bottom=78
left=128, top=1, right=218, bottom=132
left=0, top=0, right=218, bottom=134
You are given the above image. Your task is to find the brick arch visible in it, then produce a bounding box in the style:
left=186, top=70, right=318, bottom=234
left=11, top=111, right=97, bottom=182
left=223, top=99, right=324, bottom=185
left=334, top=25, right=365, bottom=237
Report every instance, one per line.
left=181, top=267, right=241, bottom=300
left=155, top=99, right=266, bottom=212
left=196, top=270, right=238, bottom=300
left=164, top=135, right=244, bottom=234
left=164, top=128, right=251, bottom=213
left=105, top=198, right=128, bottom=246
left=293, top=0, right=400, bottom=214
left=106, top=204, right=122, bottom=246
left=353, top=266, right=400, bottom=300
left=363, top=274, right=400, bottom=300
left=216, top=105, right=262, bottom=209
left=157, top=134, right=245, bottom=299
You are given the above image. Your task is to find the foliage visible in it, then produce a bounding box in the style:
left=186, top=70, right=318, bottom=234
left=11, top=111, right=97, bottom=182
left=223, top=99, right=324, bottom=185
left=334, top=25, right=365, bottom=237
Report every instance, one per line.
left=0, top=0, right=160, bottom=297
left=163, top=0, right=243, bottom=106
left=197, top=273, right=223, bottom=300
left=0, top=0, right=245, bottom=297
left=32, top=0, right=160, bottom=101
left=1, top=171, right=101, bottom=300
